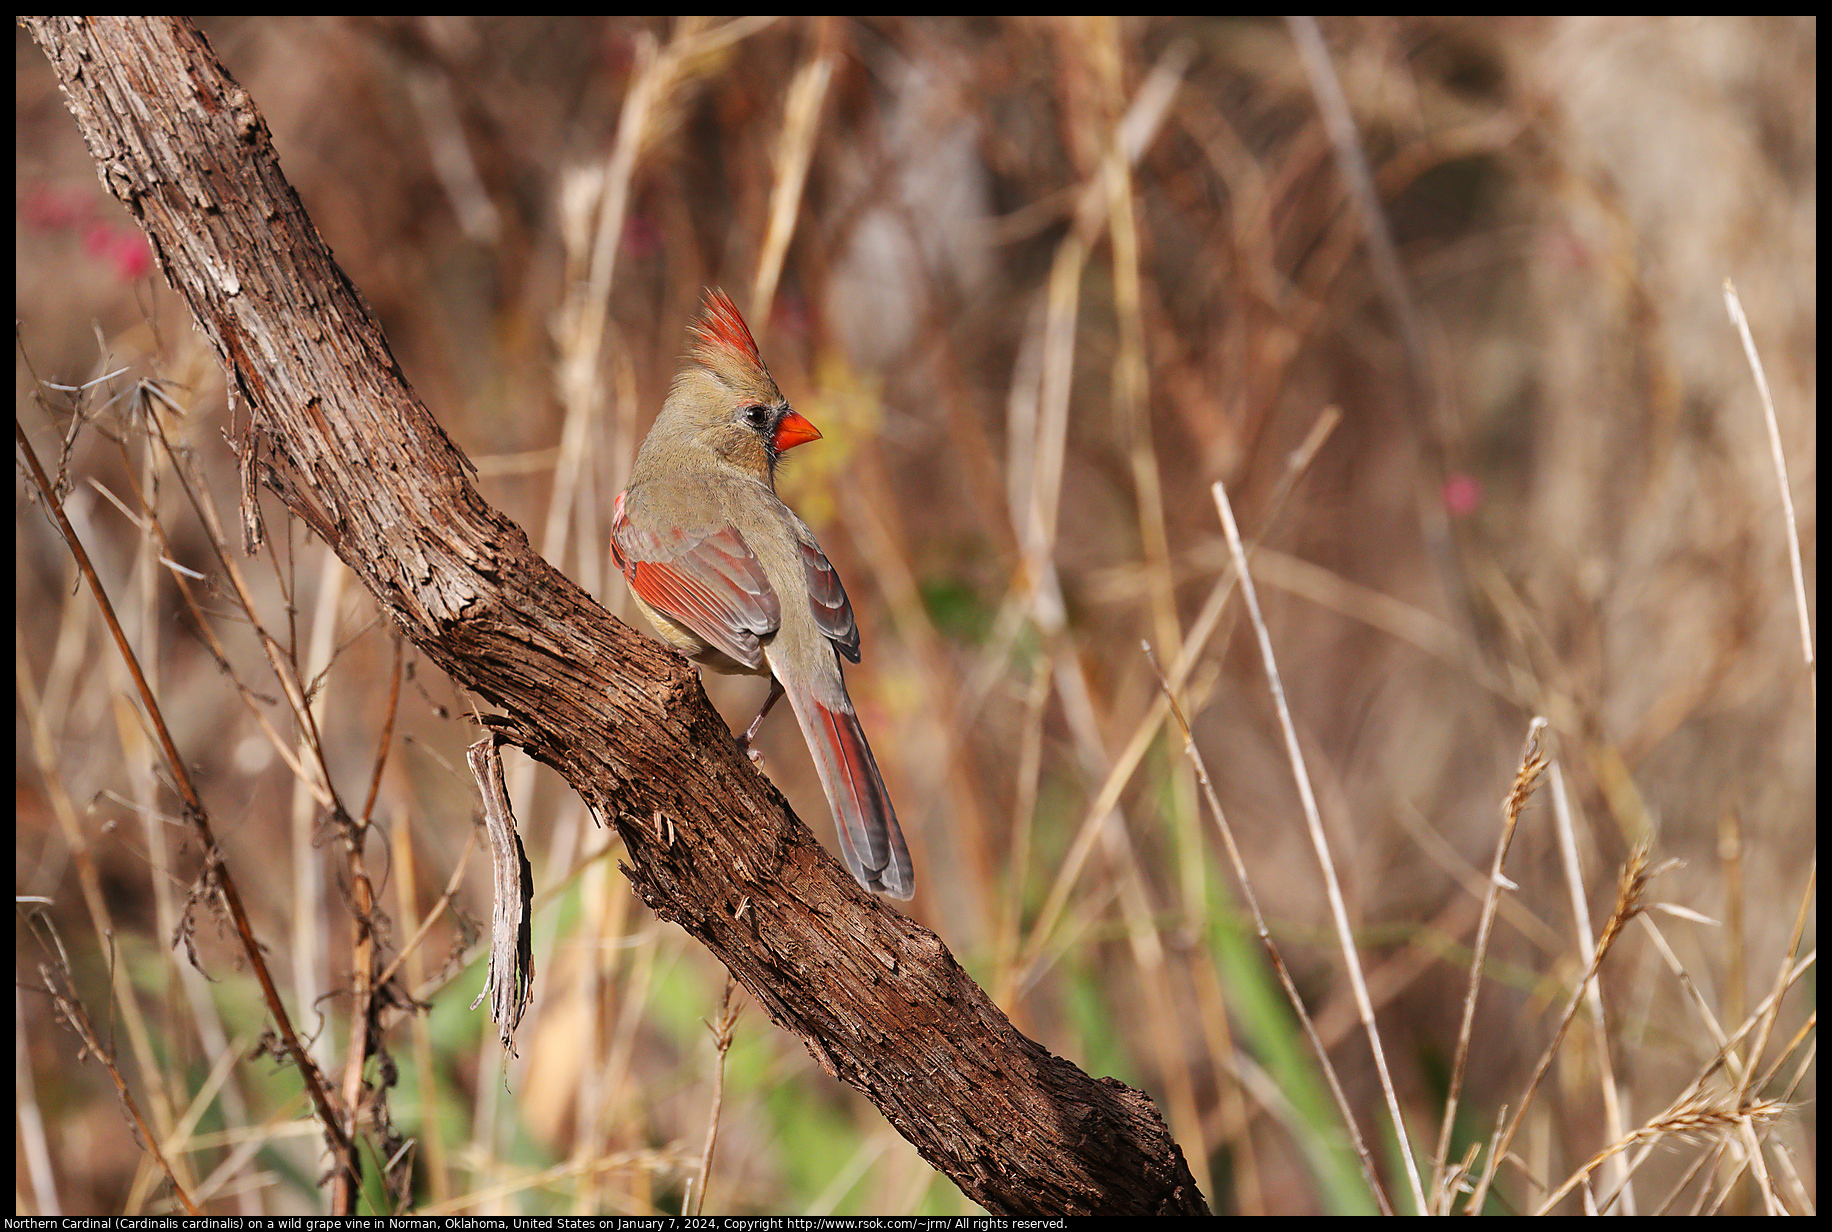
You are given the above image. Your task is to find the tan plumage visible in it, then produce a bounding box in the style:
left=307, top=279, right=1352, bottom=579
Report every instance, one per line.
left=611, top=289, right=914, bottom=899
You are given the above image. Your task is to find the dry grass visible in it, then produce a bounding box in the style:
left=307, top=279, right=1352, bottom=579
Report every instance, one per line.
left=16, top=16, right=1814, bottom=1216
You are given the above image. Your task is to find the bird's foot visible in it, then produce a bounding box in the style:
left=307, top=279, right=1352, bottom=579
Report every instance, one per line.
left=736, top=677, right=784, bottom=767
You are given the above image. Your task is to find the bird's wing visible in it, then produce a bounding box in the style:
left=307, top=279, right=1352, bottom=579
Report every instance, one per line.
left=794, top=533, right=860, bottom=663
left=612, top=490, right=780, bottom=671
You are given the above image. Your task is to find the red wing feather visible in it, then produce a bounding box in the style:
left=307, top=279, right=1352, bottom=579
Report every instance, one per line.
left=613, top=492, right=780, bottom=670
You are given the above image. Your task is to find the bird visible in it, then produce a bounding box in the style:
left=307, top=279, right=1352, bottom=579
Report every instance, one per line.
left=609, top=289, right=915, bottom=899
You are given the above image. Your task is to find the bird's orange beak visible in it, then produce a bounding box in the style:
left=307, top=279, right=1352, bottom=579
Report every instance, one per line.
left=772, top=409, right=823, bottom=452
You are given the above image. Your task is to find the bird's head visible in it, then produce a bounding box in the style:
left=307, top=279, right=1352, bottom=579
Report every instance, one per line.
left=663, top=288, right=821, bottom=480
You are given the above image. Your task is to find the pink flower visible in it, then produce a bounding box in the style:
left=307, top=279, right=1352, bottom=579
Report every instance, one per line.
left=81, top=222, right=153, bottom=282
left=1442, top=473, right=1481, bottom=517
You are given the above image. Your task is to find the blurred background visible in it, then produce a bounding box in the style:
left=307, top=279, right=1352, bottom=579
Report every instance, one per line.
left=16, top=16, right=1815, bottom=1216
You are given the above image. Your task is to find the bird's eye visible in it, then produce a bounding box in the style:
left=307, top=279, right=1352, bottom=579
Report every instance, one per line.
left=740, top=404, right=770, bottom=431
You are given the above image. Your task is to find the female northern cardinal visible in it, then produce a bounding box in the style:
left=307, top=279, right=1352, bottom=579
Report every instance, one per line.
left=610, top=290, right=915, bottom=899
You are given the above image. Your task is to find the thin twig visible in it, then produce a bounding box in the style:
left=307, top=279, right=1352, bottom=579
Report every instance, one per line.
left=38, top=962, right=202, bottom=1215
left=1213, top=477, right=1429, bottom=1213
left=17, top=419, right=362, bottom=1194
left=689, top=978, right=741, bottom=1216
left=1549, top=759, right=1635, bottom=1212
left=1724, top=279, right=1814, bottom=703
left=1428, top=717, right=1545, bottom=1211
left=1463, top=847, right=1675, bottom=1213
left=1145, top=642, right=1393, bottom=1215
left=1016, top=405, right=1339, bottom=977
left=1736, top=861, right=1816, bottom=1110
left=752, top=26, right=834, bottom=324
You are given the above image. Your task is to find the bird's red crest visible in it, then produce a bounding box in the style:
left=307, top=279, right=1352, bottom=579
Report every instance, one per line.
left=691, top=288, right=770, bottom=384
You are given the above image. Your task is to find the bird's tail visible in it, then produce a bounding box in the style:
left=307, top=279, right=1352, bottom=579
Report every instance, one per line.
left=785, top=685, right=915, bottom=899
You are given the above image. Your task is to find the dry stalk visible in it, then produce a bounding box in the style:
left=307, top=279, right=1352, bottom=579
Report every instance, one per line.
left=1213, top=477, right=1429, bottom=1211
left=1549, top=759, right=1636, bottom=1211
left=1723, top=279, right=1814, bottom=703
left=1146, top=643, right=1393, bottom=1215
left=1463, top=845, right=1676, bottom=1213
left=1428, top=717, right=1546, bottom=1210
left=688, top=978, right=742, bottom=1216
left=1536, top=1093, right=1789, bottom=1214
left=17, top=418, right=363, bottom=1200
left=37, top=961, right=202, bottom=1215
left=752, top=21, right=836, bottom=323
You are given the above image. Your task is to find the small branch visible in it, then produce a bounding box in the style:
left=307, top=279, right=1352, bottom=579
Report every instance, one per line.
left=39, top=961, right=201, bottom=1216
left=16, top=417, right=362, bottom=1196
left=689, top=978, right=741, bottom=1216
